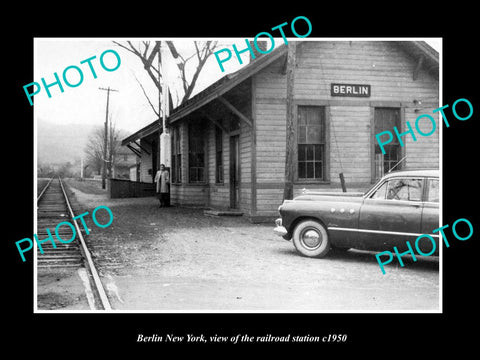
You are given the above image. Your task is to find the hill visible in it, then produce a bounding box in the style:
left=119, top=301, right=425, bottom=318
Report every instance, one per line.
left=37, top=119, right=98, bottom=165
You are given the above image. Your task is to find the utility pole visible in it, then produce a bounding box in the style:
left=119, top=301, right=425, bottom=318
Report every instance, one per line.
left=99, top=86, right=119, bottom=189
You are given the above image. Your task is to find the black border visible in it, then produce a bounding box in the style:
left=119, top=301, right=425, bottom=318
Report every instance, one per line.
left=6, top=7, right=478, bottom=354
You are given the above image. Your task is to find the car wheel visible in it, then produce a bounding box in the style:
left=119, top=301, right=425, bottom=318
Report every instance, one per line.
left=292, top=220, right=330, bottom=258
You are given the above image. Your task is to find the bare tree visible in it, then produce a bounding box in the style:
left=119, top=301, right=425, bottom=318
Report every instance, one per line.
left=112, top=40, right=218, bottom=114
left=167, top=41, right=218, bottom=104
left=84, top=120, right=123, bottom=178
left=84, top=126, right=105, bottom=175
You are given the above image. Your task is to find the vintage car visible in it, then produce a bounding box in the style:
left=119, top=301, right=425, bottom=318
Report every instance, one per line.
left=274, top=169, right=439, bottom=258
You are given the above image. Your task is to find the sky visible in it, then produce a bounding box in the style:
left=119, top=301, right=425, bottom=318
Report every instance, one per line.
left=34, top=38, right=243, bottom=135
left=34, top=38, right=442, bottom=136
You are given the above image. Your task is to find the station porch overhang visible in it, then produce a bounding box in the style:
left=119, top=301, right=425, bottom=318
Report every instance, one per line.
left=121, top=119, right=163, bottom=157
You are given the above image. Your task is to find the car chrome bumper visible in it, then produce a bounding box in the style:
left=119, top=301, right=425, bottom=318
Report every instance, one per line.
left=274, top=226, right=288, bottom=237
left=274, top=218, right=288, bottom=237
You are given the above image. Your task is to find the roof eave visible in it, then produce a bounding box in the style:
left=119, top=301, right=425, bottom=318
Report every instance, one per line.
left=121, top=120, right=161, bottom=146
left=167, top=44, right=289, bottom=125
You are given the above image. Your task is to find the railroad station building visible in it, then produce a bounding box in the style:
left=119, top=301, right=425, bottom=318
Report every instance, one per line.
left=122, top=40, right=439, bottom=222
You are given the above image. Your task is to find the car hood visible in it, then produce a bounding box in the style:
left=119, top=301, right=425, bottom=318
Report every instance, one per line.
left=291, top=191, right=365, bottom=203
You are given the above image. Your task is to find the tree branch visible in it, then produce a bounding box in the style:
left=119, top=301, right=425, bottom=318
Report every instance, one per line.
left=194, top=41, right=201, bottom=61
left=132, top=73, right=159, bottom=117
left=112, top=41, right=140, bottom=56
left=180, top=41, right=218, bottom=103
left=145, top=41, right=160, bottom=69
left=114, top=40, right=217, bottom=107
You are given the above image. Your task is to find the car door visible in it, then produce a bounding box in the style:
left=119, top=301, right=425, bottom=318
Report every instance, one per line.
left=419, top=177, right=440, bottom=255
left=357, top=176, right=424, bottom=251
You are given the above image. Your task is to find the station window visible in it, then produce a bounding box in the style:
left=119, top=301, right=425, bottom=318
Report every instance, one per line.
left=297, top=106, right=326, bottom=181
left=215, top=126, right=224, bottom=183
left=374, top=108, right=401, bottom=180
left=171, top=126, right=182, bottom=183
left=188, top=122, right=205, bottom=183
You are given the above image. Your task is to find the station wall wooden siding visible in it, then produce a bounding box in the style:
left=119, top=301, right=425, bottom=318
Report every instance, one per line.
left=252, top=41, right=439, bottom=217
left=170, top=99, right=253, bottom=213
left=139, top=138, right=154, bottom=183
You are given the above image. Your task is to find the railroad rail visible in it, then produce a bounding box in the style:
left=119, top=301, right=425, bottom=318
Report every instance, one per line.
left=36, top=176, right=112, bottom=310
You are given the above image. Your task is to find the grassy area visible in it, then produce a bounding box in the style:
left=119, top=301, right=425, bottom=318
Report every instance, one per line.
left=64, top=178, right=108, bottom=195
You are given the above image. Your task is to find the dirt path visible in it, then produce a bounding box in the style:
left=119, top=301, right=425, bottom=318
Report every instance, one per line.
left=60, top=182, right=439, bottom=312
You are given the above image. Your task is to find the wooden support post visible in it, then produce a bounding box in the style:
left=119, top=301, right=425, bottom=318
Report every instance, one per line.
left=199, top=109, right=228, bottom=133
left=283, top=42, right=296, bottom=201
left=127, top=144, right=142, bottom=157
left=218, top=96, right=253, bottom=127
left=339, top=172, right=347, bottom=193
left=133, top=140, right=151, bottom=155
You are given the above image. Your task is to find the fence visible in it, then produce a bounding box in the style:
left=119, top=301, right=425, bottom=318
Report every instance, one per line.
left=108, top=178, right=156, bottom=198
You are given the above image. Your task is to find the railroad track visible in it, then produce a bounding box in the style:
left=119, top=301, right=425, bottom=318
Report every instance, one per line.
left=37, top=177, right=112, bottom=310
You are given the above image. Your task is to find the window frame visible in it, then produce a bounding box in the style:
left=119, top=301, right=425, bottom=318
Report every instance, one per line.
left=215, top=125, right=224, bottom=184
left=171, top=126, right=182, bottom=184
left=368, top=176, right=425, bottom=203
left=371, top=106, right=405, bottom=182
left=187, top=122, right=206, bottom=184
left=424, top=177, right=439, bottom=204
left=294, top=104, right=329, bottom=184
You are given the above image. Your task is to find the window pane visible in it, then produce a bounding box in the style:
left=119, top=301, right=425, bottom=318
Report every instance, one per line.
left=298, top=144, right=306, bottom=161
left=307, top=125, right=321, bottom=143
left=217, top=165, right=223, bottom=183
left=298, top=108, right=306, bottom=124
left=314, top=162, right=322, bottom=179
left=374, top=108, right=400, bottom=134
left=298, top=125, right=306, bottom=144
left=298, top=162, right=306, bottom=178
left=177, top=156, right=181, bottom=181
left=387, top=179, right=408, bottom=200
left=427, top=179, right=439, bottom=202
left=188, top=123, right=205, bottom=183
left=297, top=106, right=326, bottom=181
left=215, top=126, right=222, bottom=148
left=314, top=144, right=321, bottom=161
left=408, top=179, right=422, bottom=201
left=371, top=181, right=387, bottom=199
left=306, top=145, right=314, bottom=160
left=305, top=108, right=314, bottom=124
left=375, top=144, right=400, bottom=176
left=306, top=162, right=314, bottom=178
left=306, top=107, right=319, bottom=125
left=386, top=179, right=422, bottom=201
left=198, top=153, right=205, bottom=167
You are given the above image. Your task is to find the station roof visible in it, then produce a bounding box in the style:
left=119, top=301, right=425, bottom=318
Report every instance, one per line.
left=121, top=118, right=161, bottom=146
left=122, top=40, right=439, bottom=146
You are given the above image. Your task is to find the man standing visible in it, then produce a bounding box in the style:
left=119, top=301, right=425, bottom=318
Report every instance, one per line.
left=154, top=164, right=170, bottom=208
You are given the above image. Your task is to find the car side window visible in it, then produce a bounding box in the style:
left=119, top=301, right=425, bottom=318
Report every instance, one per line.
left=370, top=181, right=388, bottom=199
left=386, top=178, right=423, bottom=201
left=426, top=179, right=439, bottom=202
